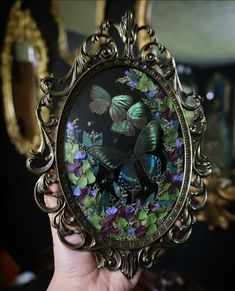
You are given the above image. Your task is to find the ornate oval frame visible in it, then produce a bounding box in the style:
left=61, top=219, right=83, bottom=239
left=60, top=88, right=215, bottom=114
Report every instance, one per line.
left=1, top=0, right=48, bottom=156
left=27, top=11, right=212, bottom=278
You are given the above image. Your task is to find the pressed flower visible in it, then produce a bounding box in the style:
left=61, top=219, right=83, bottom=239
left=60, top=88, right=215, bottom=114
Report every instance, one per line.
left=147, top=88, right=156, bottom=98
left=73, top=186, right=81, bottom=197
left=67, top=121, right=74, bottom=132
left=75, top=150, right=87, bottom=160
left=128, top=80, right=137, bottom=88
left=106, top=206, right=118, bottom=215
left=175, top=138, right=182, bottom=148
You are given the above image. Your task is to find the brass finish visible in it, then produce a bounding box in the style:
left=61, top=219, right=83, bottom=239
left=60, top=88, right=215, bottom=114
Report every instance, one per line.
left=1, top=0, right=48, bottom=156
left=135, top=0, right=152, bottom=49
left=197, top=172, right=235, bottom=230
left=51, top=0, right=106, bottom=65
left=27, top=11, right=211, bottom=278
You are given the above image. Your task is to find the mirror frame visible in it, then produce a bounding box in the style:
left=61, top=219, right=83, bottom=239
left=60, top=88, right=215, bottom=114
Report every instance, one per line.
left=27, top=11, right=211, bottom=278
left=1, top=0, right=48, bottom=156
left=51, top=0, right=106, bottom=65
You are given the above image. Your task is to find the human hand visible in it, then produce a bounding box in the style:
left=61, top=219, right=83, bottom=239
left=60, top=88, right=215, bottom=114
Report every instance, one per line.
left=45, top=190, right=142, bottom=291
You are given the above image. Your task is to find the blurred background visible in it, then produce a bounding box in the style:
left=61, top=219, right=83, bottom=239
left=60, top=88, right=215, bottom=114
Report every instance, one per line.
left=0, top=0, right=235, bottom=290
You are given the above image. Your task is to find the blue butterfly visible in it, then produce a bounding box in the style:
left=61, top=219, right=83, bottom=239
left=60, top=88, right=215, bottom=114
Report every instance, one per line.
left=87, top=120, right=162, bottom=202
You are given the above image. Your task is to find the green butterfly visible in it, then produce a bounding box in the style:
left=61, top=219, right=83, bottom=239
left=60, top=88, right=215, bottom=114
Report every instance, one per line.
left=111, top=102, right=147, bottom=136
left=89, top=85, right=133, bottom=121
left=88, top=120, right=161, bottom=202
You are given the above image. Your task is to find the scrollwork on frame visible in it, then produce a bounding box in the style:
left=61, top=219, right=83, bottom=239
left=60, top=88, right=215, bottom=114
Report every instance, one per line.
left=27, top=11, right=211, bottom=278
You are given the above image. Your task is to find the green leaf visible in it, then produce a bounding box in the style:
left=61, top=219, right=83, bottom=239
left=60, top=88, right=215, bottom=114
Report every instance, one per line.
left=149, top=213, right=157, bottom=224
left=159, top=192, right=170, bottom=201
left=90, top=215, right=102, bottom=230
left=155, top=208, right=168, bottom=219
left=65, top=142, right=72, bottom=153
left=77, top=176, right=87, bottom=188
left=136, top=74, right=155, bottom=92
left=171, top=189, right=180, bottom=200
left=137, top=209, right=148, bottom=221
left=83, top=196, right=95, bottom=208
left=68, top=173, right=79, bottom=184
left=117, top=217, right=128, bottom=229
left=147, top=223, right=157, bottom=235
left=82, top=160, right=91, bottom=172
left=71, top=143, right=79, bottom=154
left=85, top=171, right=96, bottom=184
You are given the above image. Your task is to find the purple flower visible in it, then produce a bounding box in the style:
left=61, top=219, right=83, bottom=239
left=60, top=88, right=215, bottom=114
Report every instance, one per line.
left=157, top=87, right=166, bottom=100
left=75, top=151, right=87, bottom=160
left=125, top=206, right=135, bottom=214
left=148, top=88, right=155, bottom=98
left=90, top=188, right=98, bottom=197
left=73, top=186, right=81, bottom=197
left=66, top=159, right=83, bottom=177
left=167, top=120, right=174, bottom=128
left=173, top=173, right=183, bottom=182
left=124, top=70, right=130, bottom=76
left=175, top=138, right=182, bottom=148
left=106, top=206, right=118, bottom=215
left=67, top=121, right=74, bottom=132
left=128, top=81, right=137, bottom=88
left=128, top=227, right=136, bottom=235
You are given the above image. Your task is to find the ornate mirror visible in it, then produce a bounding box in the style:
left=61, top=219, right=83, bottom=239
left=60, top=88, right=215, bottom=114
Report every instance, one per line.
left=1, top=0, right=48, bottom=156
left=27, top=11, right=211, bottom=278
left=51, top=0, right=106, bottom=65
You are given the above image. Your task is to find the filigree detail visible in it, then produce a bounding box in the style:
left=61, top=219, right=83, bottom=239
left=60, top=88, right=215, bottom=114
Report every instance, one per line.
left=27, top=11, right=211, bottom=278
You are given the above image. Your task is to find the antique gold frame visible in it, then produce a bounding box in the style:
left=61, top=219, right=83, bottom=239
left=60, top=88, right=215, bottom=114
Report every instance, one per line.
left=51, top=0, right=106, bottom=65
left=1, top=0, right=48, bottom=156
left=27, top=11, right=211, bottom=278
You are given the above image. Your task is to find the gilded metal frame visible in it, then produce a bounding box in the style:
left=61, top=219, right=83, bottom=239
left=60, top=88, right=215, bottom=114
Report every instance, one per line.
left=27, top=11, right=211, bottom=278
left=51, top=0, right=106, bottom=65
left=1, top=0, right=48, bottom=156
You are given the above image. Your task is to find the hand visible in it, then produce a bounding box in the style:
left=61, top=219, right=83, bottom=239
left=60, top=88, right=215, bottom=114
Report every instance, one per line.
left=45, top=194, right=142, bottom=291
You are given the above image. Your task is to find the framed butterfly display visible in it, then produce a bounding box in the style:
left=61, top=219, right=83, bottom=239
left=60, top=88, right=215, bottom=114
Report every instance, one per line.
left=27, top=12, right=212, bottom=278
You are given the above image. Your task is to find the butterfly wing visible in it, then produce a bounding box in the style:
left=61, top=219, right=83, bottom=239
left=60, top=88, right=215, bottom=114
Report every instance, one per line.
left=89, top=85, right=111, bottom=115
left=127, top=102, right=147, bottom=130
left=134, top=120, right=159, bottom=154
left=83, top=131, right=103, bottom=175
left=109, top=95, right=133, bottom=121
left=111, top=119, right=135, bottom=136
left=87, top=145, right=128, bottom=170
left=118, top=161, right=142, bottom=200
left=137, top=153, right=161, bottom=182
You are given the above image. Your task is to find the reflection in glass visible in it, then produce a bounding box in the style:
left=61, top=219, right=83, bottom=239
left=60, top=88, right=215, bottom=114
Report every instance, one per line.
left=12, top=40, right=39, bottom=142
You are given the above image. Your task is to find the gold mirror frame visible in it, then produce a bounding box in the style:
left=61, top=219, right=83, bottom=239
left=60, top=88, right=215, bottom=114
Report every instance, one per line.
left=135, top=0, right=235, bottom=230
left=1, top=0, right=48, bottom=156
left=51, top=0, right=106, bottom=65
